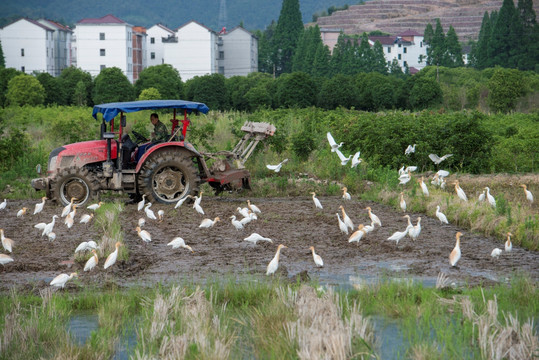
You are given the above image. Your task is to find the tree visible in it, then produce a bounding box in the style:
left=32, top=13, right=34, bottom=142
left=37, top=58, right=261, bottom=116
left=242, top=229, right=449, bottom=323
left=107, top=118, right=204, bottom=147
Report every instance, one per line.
left=318, top=74, right=358, bottom=109
left=275, top=72, right=316, bottom=108
left=36, top=72, right=64, bottom=105
left=73, top=80, right=87, bottom=106
left=429, top=19, right=446, bottom=66
left=59, top=66, right=93, bottom=106
left=185, top=73, right=226, bottom=110
left=371, top=40, right=388, bottom=74
left=272, top=0, right=303, bottom=76
left=330, top=33, right=348, bottom=76
left=516, top=0, right=539, bottom=70
left=408, top=77, right=443, bottom=110
left=423, top=23, right=434, bottom=45
left=6, top=74, right=45, bottom=106
left=472, top=12, right=492, bottom=69
left=0, top=68, right=22, bottom=107
left=356, top=33, right=373, bottom=73
left=0, top=40, right=5, bottom=68
left=255, top=21, right=276, bottom=74
left=487, top=67, right=527, bottom=113
left=134, top=64, right=183, bottom=99
left=389, top=58, right=405, bottom=78
left=92, top=67, right=134, bottom=105
left=138, top=87, right=161, bottom=100
left=311, top=42, right=331, bottom=77
left=489, top=0, right=519, bottom=67
left=444, top=26, right=464, bottom=67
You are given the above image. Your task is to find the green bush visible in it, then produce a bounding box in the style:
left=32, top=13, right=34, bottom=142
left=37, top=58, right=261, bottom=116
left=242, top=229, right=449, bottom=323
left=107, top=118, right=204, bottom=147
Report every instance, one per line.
left=291, top=129, right=315, bottom=161
left=6, top=74, right=45, bottom=106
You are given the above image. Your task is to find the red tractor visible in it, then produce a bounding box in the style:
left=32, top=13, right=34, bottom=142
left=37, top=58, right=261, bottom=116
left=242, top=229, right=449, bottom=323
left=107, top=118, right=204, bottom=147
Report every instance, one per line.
left=31, top=100, right=275, bottom=206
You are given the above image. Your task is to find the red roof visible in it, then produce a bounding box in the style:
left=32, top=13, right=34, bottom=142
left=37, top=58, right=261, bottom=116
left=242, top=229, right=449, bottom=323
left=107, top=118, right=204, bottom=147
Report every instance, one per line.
left=40, top=19, right=72, bottom=32
left=398, top=29, right=422, bottom=37
left=77, top=14, right=127, bottom=25
left=409, top=67, right=420, bottom=74
left=369, top=35, right=396, bottom=46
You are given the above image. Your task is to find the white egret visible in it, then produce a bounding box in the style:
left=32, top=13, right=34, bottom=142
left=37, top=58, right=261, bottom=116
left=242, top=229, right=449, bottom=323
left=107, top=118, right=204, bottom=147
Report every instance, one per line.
left=75, top=241, right=98, bottom=253
left=351, top=152, right=362, bottom=168
left=167, top=237, right=193, bottom=252
left=79, top=213, right=94, bottom=224
left=505, top=232, right=512, bottom=252
left=50, top=272, right=77, bottom=288
left=230, top=215, right=244, bottom=230
left=144, top=203, right=157, bottom=220
left=310, top=192, right=323, bottom=209
left=266, top=159, right=288, bottom=173
left=408, top=217, right=422, bottom=241
left=64, top=213, right=74, bottom=229
left=136, top=226, right=151, bottom=243
left=34, top=222, right=47, bottom=231
left=244, top=233, right=273, bottom=244
left=399, top=170, right=412, bottom=185
left=16, top=207, right=28, bottom=217
left=387, top=224, right=414, bottom=245
left=335, top=148, right=352, bottom=165
left=366, top=207, right=382, bottom=227
left=104, top=242, right=122, bottom=269
left=348, top=224, right=366, bottom=244
left=33, top=197, right=47, bottom=215
left=485, top=187, right=496, bottom=208
left=47, top=232, right=56, bottom=241
left=239, top=214, right=253, bottom=226
left=67, top=205, right=78, bottom=221
left=342, top=187, right=351, bottom=200
left=327, top=132, right=343, bottom=152
left=435, top=206, right=449, bottom=224
left=339, top=205, right=354, bottom=230
left=453, top=180, right=468, bottom=202
left=520, top=184, right=534, bottom=203
left=0, top=199, right=6, bottom=210
left=419, top=177, right=429, bottom=197
left=440, top=178, right=447, bottom=189
left=363, top=220, right=375, bottom=234
left=193, top=191, right=203, bottom=207
left=193, top=202, right=205, bottom=215
left=336, top=213, right=348, bottom=235
left=61, top=197, right=76, bottom=217
left=247, top=200, right=261, bottom=214
left=158, top=209, right=165, bottom=222
left=1, top=229, right=14, bottom=253
left=266, top=244, right=286, bottom=275
left=405, top=144, right=416, bottom=155
left=491, top=248, right=502, bottom=259
left=478, top=189, right=485, bottom=202
left=199, top=217, right=220, bottom=228
left=437, top=170, right=450, bottom=178
left=431, top=173, right=440, bottom=186
left=87, top=201, right=103, bottom=211
left=84, top=250, right=98, bottom=271
left=429, top=153, right=453, bottom=165
left=137, top=195, right=146, bottom=211
left=449, top=232, right=462, bottom=267
left=0, top=254, right=14, bottom=266
left=174, top=195, right=190, bottom=209
left=42, top=215, right=58, bottom=237
left=309, top=246, right=324, bottom=267
left=399, top=192, right=406, bottom=212
left=138, top=218, right=145, bottom=227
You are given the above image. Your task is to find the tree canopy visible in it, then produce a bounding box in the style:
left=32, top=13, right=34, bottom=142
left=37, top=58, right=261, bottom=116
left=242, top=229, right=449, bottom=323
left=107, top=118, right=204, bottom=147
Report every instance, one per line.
left=6, top=74, right=45, bottom=106
left=92, top=67, right=135, bottom=105
left=134, top=64, right=183, bottom=100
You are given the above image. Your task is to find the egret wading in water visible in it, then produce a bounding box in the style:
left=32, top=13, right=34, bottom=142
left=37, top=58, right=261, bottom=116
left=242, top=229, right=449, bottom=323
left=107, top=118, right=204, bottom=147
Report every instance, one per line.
left=266, top=244, right=287, bottom=276
left=309, top=246, right=324, bottom=267
left=449, top=232, right=463, bottom=267
left=310, top=192, right=323, bottom=209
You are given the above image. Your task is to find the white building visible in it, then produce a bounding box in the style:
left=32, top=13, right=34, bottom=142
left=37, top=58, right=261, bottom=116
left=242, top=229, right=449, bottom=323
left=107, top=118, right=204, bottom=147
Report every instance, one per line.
left=146, top=24, right=174, bottom=67
left=221, top=26, right=258, bottom=77
left=74, top=14, right=135, bottom=82
left=0, top=18, right=55, bottom=74
left=37, top=19, right=73, bottom=76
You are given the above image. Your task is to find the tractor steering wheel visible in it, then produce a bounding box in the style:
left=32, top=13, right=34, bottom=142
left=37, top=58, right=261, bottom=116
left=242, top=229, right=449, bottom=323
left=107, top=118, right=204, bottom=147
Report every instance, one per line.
left=132, top=130, right=148, bottom=144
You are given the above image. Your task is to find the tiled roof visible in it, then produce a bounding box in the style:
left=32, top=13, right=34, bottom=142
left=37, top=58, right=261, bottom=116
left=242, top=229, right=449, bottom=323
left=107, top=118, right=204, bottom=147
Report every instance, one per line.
left=39, top=19, right=73, bottom=32
left=77, top=14, right=127, bottom=25
left=154, top=23, right=174, bottom=34
left=398, top=29, right=423, bottom=37
left=369, top=35, right=396, bottom=45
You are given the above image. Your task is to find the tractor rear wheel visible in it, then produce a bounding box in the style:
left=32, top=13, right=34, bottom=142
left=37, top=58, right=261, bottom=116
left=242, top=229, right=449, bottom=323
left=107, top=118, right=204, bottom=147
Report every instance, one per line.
left=50, top=167, right=100, bottom=206
left=137, top=149, right=200, bottom=204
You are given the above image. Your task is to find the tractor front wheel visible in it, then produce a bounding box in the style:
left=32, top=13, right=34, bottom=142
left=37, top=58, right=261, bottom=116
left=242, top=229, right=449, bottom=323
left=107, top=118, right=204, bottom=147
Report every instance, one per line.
left=50, top=167, right=100, bottom=206
left=137, top=149, right=200, bottom=204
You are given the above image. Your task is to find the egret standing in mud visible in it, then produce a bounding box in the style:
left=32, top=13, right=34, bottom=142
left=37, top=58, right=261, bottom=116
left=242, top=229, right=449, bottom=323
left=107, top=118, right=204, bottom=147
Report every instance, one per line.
left=336, top=213, right=349, bottom=235
left=137, top=195, right=146, bottom=211
left=79, top=213, right=94, bottom=224
left=104, top=242, right=122, bottom=269
left=1, top=229, right=14, bottom=253
left=309, top=246, right=324, bottom=267
left=310, top=192, right=323, bottom=209
left=266, top=244, right=286, bottom=276
left=230, top=215, right=244, bottom=230
left=387, top=224, right=414, bottom=245
left=167, top=237, right=193, bottom=252
left=399, top=192, right=406, bottom=212
left=449, top=232, right=463, bottom=267
left=16, top=207, right=28, bottom=217
left=366, top=207, right=382, bottom=227
left=0, top=254, right=14, bottom=267
left=84, top=250, right=99, bottom=271
left=348, top=224, right=366, bottom=244
left=42, top=215, right=58, bottom=237
left=505, top=232, right=512, bottom=252
left=50, top=272, right=77, bottom=288
left=342, top=187, right=351, bottom=201
left=33, top=197, right=47, bottom=215
left=144, top=203, right=157, bottom=220
left=174, top=196, right=191, bottom=209
left=247, top=200, right=261, bottom=214
left=87, top=201, right=103, bottom=211
left=435, top=206, right=449, bottom=224
left=136, top=226, right=152, bottom=243
left=339, top=205, right=354, bottom=230
left=199, top=217, right=220, bottom=228
left=520, top=184, right=534, bottom=204
left=0, top=199, right=6, bottom=210
left=491, top=248, right=502, bottom=259
left=244, top=233, right=273, bottom=244
left=408, top=217, right=422, bottom=241
left=61, top=197, right=76, bottom=217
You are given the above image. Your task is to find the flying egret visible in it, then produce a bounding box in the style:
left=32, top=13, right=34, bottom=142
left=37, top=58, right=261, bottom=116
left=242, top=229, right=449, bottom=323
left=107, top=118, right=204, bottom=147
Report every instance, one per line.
left=79, top=213, right=94, bottom=224
left=348, top=224, right=366, bottom=244
left=144, top=203, right=157, bottom=220
left=327, top=132, right=343, bottom=152
left=0, top=199, right=6, bottom=210
left=351, top=152, right=362, bottom=168
left=309, top=246, right=324, bottom=267
left=505, top=232, right=512, bottom=252
left=75, top=241, right=98, bottom=253
left=16, top=207, right=28, bottom=217
left=42, top=215, right=58, bottom=237
left=87, top=201, right=103, bottom=211
left=158, top=209, right=165, bottom=222
left=137, top=195, right=146, bottom=211
left=491, top=248, right=502, bottom=259
left=429, top=153, right=453, bottom=165
left=199, top=217, right=220, bottom=228
left=478, top=189, right=485, bottom=202
left=399, top=192, right=406, bottom=212
left=405, top=144, right=416, bottom=156
left=408, top=217, right=422, bottom=241
left=366, top=207, right=382, bottom=227
left=435, top=205, right=449, bottom=224
left=336, top=213, right=348, bottom=235
left=266, top=244, right=287, bottom=276
left=244, top=233, right=273, bottom=244
left=520, top=184, right=534, bottom=203
left=247, top=200, right=261, bottom=214
left=342, top=187, right=351, bottom=201
left=310, top=192, right=323, bottom=209
left=419, top=177, right=429, bottom=196
left=339, top=205, right=354, bottom=230
left=335, top=148, right=352, bottom=165
left=61, top=197, right=76, bottom=217
left=104, top=242, right=122, bottom=269
left=1, top=229, right=14, bottom=253
left=485, top=187, right=496, bottom=208
left=230, top=215, right=244, bottom=230
left=449, top=232, right=462, bottom=267
left=387, top=224, right=414, bottom=245
left=50, top=272, right=77, bottom=288
left=33, top=197, right=47, bottom=215
left=167, top=237, right=194, bottom=252
left=266, top=159, right=288, bottom=173
left=0, top=254, right=14, bottom=266
left=453, top=180, right=468, bottom=202
left=84, top=250, right=99, bottom=271
left=437, top=170, right=450, bottom=178
left=136, top=226, right=152, bottom=243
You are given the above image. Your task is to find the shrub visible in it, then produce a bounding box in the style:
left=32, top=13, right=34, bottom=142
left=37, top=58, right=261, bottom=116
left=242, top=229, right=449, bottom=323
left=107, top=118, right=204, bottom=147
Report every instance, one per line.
left=6, top=74, right=45, bottom=106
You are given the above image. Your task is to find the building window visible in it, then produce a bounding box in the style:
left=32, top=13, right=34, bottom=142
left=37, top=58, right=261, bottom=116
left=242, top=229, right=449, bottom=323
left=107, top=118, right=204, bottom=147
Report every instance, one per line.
left=420, top=41, right=423, bottom=47
left=398, top=54, right=402, bottom=60
left=151, top=52, right=155, bottom=59
left=387, top=61, right=391, bottom=66
left=128, top=32, right=132, bottom=41
left=403, top=47, right=407, bottom=53
left=21, top=66, right=25, bottom=72
left=128, top=47, right=132, bottom=57
left=219, top=51, right=224, bottom=60
left=387, top=47, right=391, bottom=53
left=21, top=48, right=25, bottom=57
left=398, top=43, right=402, bottom=48
left=46, top=48, right=48, bottom=57
left=100, top=65, right=106, bottom=71
left=404, top=61, right=408, bottom=67
left=100, top=32, right=105, bottom=40
left=218, top=66, right=225, bottom=75
left=100, top=49, right=106, bottom=56
left=150, top=37, right=155, bottom=44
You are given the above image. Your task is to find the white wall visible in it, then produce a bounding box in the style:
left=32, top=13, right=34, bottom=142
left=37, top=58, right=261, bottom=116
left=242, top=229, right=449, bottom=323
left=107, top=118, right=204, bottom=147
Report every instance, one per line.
left=146, top=25, right=173, bottom=67
left=74, top=24, right=133, bottom=82
left=378, top=36, right=427, bottom=71
left=222, top=28, right=258, bottom=77
left=0, top=19, right=54, bottom=74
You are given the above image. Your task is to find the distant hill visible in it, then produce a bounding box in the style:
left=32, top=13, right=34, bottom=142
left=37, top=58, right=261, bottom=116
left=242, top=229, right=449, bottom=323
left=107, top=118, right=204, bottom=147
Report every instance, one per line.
left=315, top=0, right=539, bottom=42
left=0, top=0, right=352, bottom=31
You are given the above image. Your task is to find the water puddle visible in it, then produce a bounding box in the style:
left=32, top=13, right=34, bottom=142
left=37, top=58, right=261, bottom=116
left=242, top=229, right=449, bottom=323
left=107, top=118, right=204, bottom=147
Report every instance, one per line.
left=113, top=319, right=139, bottom=360
left=371, top=316, right=409, bottom=359
left=67, top=313, right=99, bottom=345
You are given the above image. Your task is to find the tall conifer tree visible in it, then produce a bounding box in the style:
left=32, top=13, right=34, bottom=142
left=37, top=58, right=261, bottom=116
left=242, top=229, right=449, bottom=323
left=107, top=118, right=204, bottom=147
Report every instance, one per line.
left=445, top=26, right=464, bottom=67
left=272, top=0, right=303, bottom=76
left=489, top=0, right=518, bottom=67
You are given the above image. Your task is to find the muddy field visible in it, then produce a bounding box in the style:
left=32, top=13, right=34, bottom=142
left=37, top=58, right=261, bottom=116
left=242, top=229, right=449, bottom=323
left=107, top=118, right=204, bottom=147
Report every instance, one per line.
left=1, top=195, right=538, bottom=292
